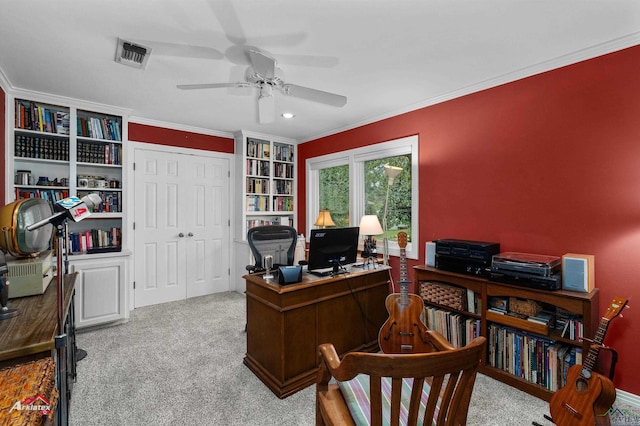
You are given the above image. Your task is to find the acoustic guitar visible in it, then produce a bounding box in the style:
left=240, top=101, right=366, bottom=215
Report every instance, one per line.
left=378, top=232, right=434, bottom=353
left=550, top=296, right=628, bottom=426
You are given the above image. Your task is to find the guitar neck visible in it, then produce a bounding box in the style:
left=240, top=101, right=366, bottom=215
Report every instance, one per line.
left=399, top=248, right=408, bottom=281
left=583, top=318, right=610, bottom=374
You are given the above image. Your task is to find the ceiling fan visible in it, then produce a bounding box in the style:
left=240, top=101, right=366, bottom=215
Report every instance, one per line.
left=177, top=49, right=347, bottom=124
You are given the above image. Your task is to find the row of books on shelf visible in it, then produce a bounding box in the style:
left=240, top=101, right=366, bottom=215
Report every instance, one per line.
left=16, top=188, right=69, bottom=202
left=273, top=163, right=294, bottom=179
left=15, top=188, right=121, bottom=213
left=246, top=139, right=270, bottom=159
left=15, top=134, right=69, bottom=161
left=246, top=195, right=269, bottom=212
left=15, top=100, right=70, bottom=135
left=246, top=177, right=270, bottom=195
left=488, top=324, right=582, bottom=392
left=273, top=196, right=294, bottom=212
left=79, top=191, right=122, bottom=213
left=77, top=116, right=121, bottom=141
left=273, top=144, right=294, bottom=162
left=77, top=141, right=122, bottom=165
left=246, top=159, right=270, bottom=177
left=246, top=217, right=284, bottom=229
left=273, top=179, right=293, bottom=195
left=554, top=308, right=585, bottom=340
left=67, top=228, right=121, bottom=254
left=423, top=306, right=481, bottom=348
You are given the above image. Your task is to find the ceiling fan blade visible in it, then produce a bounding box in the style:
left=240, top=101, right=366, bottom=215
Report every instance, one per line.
left=283, top=84, right=347, bottom=107
left=258, top=93, right=275, bottom=124
left=137, top=40, right=224, bottom=60
left=249, top=50, right=276, bottom=79
left=176, top=82, right=250, bottom=90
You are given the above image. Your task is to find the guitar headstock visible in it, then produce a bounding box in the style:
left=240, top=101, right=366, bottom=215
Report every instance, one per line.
left=398, top=232, right=408, bottom=249
left=604, top=297, right=629, bottom=321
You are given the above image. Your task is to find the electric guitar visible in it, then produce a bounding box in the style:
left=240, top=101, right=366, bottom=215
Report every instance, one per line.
left=378, top=232, right=433, bottom=353
left=550, top=296, right=628, bottom=426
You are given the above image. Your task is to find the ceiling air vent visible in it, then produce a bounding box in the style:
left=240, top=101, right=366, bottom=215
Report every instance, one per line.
left=115, top=38, right=151, bottom=70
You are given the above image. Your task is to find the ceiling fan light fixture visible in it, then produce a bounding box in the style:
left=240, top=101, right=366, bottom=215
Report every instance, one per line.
left=115, top=38, right=151, bottom=70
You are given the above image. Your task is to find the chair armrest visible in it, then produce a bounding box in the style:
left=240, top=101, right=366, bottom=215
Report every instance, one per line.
left=425, top=329, right=456, bottom=352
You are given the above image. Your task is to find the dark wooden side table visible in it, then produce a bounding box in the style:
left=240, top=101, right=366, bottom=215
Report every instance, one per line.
left=0, top=274, right=77, bottom=425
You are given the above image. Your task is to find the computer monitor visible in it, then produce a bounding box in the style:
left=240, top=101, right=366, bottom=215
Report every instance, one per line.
left=307, top=227, right=360, bottom=275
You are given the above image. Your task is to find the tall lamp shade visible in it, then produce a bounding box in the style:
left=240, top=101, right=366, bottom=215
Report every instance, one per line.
left=314, top=210, right=336, bottom=229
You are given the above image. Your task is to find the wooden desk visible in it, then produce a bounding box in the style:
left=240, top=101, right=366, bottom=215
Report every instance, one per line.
left=244, top=266, right=390, bottom=398
left=0, top=274, right=75, bottom=366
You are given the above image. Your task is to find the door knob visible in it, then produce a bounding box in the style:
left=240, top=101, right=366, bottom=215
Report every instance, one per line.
left=188, top=232, right=194, bottom=237
left=178, top=233, right=185, bottom=238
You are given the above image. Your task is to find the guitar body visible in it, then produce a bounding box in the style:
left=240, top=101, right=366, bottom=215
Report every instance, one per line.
left=379, top=291, right=434, bottom=353
left=549, top=297, right=628, bottom=426
left=378, top=232, right=434, bottom=354
left=550, top=365, right=616, bottom=426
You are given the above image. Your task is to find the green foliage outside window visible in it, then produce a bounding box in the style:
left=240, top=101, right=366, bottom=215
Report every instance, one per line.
left=318, top=155, right=412, bottom=242
left=318, top=165, right=350, bottom=227
left=364, top=155, right=412, bottom=242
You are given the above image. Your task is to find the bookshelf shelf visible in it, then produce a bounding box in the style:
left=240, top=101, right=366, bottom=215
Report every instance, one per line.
left=7, top=95, right=131, bottom=330
left=234, top=131, right=297, bottom=241
left=414, top=265, right=599, bottom=401
left=7, top=97, right=128, bottom=255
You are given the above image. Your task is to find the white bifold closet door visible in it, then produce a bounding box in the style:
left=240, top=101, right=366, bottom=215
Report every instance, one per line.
left=133, top=147, right=230, bottom=308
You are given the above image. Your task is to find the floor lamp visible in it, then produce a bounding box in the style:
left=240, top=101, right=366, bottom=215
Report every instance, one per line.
left=382, top=165, right=402, bottom=265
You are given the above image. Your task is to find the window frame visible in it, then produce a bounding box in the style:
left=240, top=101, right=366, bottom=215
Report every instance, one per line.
left=306, top=135, right=419, bottom=260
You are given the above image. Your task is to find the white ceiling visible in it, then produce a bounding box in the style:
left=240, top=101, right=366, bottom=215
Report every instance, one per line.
left=1, top=0, right=639, bottom=142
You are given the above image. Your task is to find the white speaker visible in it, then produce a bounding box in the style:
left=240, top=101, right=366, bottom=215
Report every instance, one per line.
left=426, top=242, right=436, bottom=267
left=562, top=253, right=594, bottom=292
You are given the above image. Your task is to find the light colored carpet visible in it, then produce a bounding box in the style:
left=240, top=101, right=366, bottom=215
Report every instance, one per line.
left=68, top=291, right=636, bottom=425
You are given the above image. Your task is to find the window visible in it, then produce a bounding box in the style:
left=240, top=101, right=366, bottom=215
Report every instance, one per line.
left=306, top=135, right=419, bottom=260
left=319, top=165, right=350, bottom=227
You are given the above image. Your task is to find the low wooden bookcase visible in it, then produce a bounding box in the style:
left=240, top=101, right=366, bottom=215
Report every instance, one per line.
left=414, top=265, right=599, bottom=401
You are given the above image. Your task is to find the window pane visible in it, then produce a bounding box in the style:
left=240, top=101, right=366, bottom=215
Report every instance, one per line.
left=364, top=155, right=412, bottom=242
left=319, top=165, right=350, bottom=227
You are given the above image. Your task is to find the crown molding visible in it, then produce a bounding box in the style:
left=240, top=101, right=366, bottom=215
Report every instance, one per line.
left=129, top=116, right=233, bottom=139
left=301, top=31, right=640, bottom=144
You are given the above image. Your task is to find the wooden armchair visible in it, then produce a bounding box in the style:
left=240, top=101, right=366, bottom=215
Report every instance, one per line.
left=316, top=331, right=486, bottom=426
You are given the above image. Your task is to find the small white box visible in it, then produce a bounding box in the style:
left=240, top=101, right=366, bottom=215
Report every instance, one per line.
left=425, top=242, right=436, bottom=266
left=562, top=253, right=594, bottom=293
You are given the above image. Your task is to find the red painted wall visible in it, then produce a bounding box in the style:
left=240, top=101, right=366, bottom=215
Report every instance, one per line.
left=298, top=44, right=640, bottom=396
left=128, top=122, right=234, bottom=153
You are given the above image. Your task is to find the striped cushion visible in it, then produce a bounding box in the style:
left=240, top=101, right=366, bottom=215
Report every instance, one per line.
left=337, top=375, right=439, bottom=426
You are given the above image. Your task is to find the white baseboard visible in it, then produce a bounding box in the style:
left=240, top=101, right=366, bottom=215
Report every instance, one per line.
left=617, top=389, right=640, bottom=409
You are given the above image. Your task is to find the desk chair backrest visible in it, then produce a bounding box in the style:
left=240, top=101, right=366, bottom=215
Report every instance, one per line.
left=316, top=333, right=487, bottom=426
left=247, top=225, right=298, bottom=271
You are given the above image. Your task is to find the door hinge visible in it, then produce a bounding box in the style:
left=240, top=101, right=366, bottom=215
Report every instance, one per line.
left=133, top=162, right=136, bottom=171
left=133, top=222, right=135, bottom=230
left=228, top=268, right=231, bottom=276
left=228, top=219, right=230, bottom=227
left=228, top=170, right=230, bottom=178
left=133, top=281, right=136, bottom=289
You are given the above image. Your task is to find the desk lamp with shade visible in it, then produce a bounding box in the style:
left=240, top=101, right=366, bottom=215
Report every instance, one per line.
left=382, top=165, right=402, bottom=265
left=314, top=209, right=336, bottom=229
left=359, top=215, right=383, bottom=266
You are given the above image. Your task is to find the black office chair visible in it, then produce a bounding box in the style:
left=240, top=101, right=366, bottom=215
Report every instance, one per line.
left=246, top=225, right=298, bottom=273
